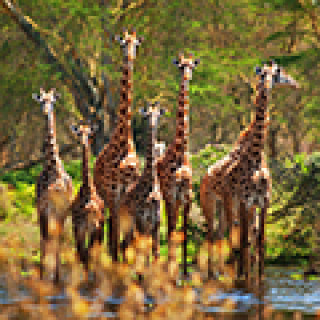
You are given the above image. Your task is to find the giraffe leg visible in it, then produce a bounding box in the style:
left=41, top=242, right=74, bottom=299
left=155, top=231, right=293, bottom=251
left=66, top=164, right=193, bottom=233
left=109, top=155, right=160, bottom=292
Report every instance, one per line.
left=200, top=190, right=216, bottom=279
left=258, top=197, right=268, bottom=282
left=164, top=198, right=175, bottom=262
left=121, top=228, right=134, bottom=263
left=207, top=213, right=214, bottom=280
left=108, top=207, right=113, bottom=258
left=39, top=213, right=48, bottom=280
left=98, top=219, right=104, bottom=245
left=247, top=206, right=256, bottom=288
left=183, top=194, right=191, bottom=277
left=166, top=198, right=181, bottom=264
left=223, top=194, right=234, bottom=275
left=110, top=203, right=119, bottom=262
left=54, top=218, right=65, bottom=284
left=251, top=206, right=258, bottom=280
left=46, top=215, right=59, bottom=284
left=239, top=201, right=249, bottom=284
left=40, top=237, right=46, bottom=280
left=172, top=200, right=181, bottom=262
left=83, top=227, right=90, bottom=273
left=74, top=225, right=86, bottom=270
left=152, top=202, right=161, bottom=261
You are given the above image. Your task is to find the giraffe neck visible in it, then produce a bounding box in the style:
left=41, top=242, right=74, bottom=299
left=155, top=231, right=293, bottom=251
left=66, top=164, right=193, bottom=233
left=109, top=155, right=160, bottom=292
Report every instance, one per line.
left=82, top=141, right=93, bottom=190
left=117, top=57, right=134, bottom=137
left=143, top=123, right=158, bottom=189
left=44, top=112, right=60, bottom=166
left=175, top=72, right=190, bottom=153
left=236, top=81, right=269, bottom=169
left=252, top=82, right=269, bottom=145
left=254, top=82, right=268, bottom=118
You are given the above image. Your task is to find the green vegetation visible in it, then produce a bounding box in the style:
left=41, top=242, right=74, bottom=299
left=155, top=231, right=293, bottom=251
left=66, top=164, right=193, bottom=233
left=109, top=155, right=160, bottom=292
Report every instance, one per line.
left=0, top=0, right=320, bottom=317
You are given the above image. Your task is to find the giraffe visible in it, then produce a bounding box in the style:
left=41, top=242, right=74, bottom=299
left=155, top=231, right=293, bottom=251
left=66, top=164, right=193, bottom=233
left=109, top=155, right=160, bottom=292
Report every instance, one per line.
left=200, top=60, right=299, bottom=283
left=157, top=53, right=200, bottom=277
left=33, top=88, right=73, bottom=283
left=70, top=121, right=104, bottom=276
left=94, top=29, right=143, bottom=261
left=119, top=101, right=165, bottom=262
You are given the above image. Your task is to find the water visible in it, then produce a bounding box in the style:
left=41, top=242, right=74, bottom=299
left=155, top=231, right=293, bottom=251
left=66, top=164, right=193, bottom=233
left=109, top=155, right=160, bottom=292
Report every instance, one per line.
left=264, top=267, right=320, bottom=315
left=0, top=266, right=319, bottom=319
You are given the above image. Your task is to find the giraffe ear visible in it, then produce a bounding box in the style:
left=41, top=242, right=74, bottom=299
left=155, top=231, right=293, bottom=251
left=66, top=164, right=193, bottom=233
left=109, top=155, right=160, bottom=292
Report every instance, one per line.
left=137, top=36, right=144, bottom=45
left=172, top=58, right=179, bottom=66
left=32, top=93, right=41, bottom=102
left=255, top=66, right=262, bottom=75
left=115, top=35, right=122, bottom=42
left=91, top=123, right=99, bottom=134
left=139, top=108, right=147, bottom=117
left=54, top=92, right=61, bottom=100
left=115, top=35, right=126, bottom=46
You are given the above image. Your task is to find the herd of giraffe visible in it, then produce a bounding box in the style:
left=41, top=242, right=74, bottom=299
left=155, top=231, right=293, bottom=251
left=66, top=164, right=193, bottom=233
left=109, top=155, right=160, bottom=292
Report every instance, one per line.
left=33, top=29, right=300, bottom=284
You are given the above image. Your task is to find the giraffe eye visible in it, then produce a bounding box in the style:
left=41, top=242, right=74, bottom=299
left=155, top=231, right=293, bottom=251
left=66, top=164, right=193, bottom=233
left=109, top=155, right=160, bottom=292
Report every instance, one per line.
left=71, top=125, right=79, bottom=134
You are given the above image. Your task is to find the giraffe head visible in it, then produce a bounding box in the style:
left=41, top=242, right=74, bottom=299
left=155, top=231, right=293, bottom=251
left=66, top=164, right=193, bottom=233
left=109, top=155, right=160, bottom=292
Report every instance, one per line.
left=139, top=101, right=166, bottom=130
left=173, top=53, right=200, bottom=81
left=32, top=88, right=61, bottom=116
left=115, top=28, right=143, bottom=60
left=255, top=60, right=299, bottom=91
left=71, top=121, right=98, bottom=147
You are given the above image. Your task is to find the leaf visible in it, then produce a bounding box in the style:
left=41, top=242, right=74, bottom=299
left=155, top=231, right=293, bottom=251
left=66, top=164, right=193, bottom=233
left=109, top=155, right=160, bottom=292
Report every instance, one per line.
left=265, top=31, right=293, bottom=43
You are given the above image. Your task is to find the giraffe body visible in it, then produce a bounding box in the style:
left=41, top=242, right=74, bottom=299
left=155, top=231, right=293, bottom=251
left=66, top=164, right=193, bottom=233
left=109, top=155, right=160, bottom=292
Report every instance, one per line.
left=33, top=88, right=73, bottom=283
left=94, top=30, right=142, bottom=260
left=200, top=61, right=299, bottom=282
left=157, top=53, right=199, bottom=276
left=70, top=123, right=104, bottom=274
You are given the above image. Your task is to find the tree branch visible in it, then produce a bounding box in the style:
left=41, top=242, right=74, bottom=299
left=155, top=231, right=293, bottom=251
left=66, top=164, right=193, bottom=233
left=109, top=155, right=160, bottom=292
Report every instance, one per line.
left=0, top=143, right=77, bottom=173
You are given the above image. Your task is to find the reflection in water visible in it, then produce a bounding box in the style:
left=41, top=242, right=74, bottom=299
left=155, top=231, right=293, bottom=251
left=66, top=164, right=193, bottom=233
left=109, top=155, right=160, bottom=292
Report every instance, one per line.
left=1, top=267, right=320, bottom=319
left=264, top=267, right=320, bottom=315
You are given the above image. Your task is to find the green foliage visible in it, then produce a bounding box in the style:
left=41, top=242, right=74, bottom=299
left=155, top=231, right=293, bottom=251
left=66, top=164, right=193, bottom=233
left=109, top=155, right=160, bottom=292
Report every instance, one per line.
left=0, top=157, right=98, bottom=218
left=0, top=183, right=15, bottom=220
left=267, top=152, right=320, bottom=263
